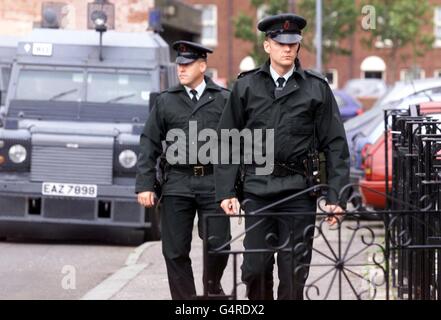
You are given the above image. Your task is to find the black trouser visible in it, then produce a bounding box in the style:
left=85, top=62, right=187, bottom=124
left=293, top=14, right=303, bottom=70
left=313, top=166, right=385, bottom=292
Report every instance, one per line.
left=241, top=192, right=317, bottom=300
left=161, top=194, right=231, bottom=300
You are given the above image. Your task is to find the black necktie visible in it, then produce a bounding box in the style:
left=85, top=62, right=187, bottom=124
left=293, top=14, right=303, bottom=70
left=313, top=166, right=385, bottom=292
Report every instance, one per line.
left=190, top=89, right=198, bottom=104
left=277, top=77, right=286, bottom=88
left=275, top=77, right=286, bottom=98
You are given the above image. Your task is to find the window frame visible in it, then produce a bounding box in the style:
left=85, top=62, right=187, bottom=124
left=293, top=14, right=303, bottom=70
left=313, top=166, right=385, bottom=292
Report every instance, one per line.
left=400, top=68, right=426, bottom=81
left=325, top=69, right=338, bottom=90
left=195, top=4, right=218, bottom=47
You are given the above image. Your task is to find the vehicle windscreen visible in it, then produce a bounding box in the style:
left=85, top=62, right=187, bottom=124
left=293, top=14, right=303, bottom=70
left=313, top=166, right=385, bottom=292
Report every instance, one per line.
left=15, top=69, right=152, bottom=105
left=86, top=72, right=152, bottom=105
left=15, top=69, right=83, bottom=102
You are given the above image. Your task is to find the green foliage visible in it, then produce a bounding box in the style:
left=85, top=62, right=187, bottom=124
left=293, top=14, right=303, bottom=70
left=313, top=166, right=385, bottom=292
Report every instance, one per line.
left=233, top=0, right=358, bottom=67
left=297, top=0, right=358, bottom=64
left=233, top=0, right=289, bottom=65
left=360, top=0, right=435, bottom=80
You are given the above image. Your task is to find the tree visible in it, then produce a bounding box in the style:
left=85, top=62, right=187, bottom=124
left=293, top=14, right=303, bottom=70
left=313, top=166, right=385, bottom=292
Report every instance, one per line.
left=234, top=0, right=289, bottom=66
left=297, top=0, right=358, bottom=67
left=233, top=0, right=358, bottom=69
left=360, top=0, right=435, bottom=82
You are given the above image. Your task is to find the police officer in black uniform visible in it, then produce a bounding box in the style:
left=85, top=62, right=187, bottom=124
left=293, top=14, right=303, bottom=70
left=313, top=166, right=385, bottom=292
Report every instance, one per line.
left=215, top=14, right=350, bottom=300
left=136, top=41, right=231, bottom=300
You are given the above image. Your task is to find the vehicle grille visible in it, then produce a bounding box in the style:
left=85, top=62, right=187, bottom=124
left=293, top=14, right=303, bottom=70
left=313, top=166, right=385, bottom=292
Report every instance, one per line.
left=31, top=134, right=114, bottom=185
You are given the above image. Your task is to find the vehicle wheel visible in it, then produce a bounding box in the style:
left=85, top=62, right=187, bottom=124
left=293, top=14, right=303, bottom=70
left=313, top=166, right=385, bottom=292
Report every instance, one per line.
left=144, top=205, right=161, bottom=241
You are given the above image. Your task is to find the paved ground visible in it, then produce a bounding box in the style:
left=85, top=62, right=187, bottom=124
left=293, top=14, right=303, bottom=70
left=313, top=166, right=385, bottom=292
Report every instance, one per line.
left=0, top=240, right=133, bottom=300
left=110, top=216, right=386, bottom=300
left=0, top=214, right=386, bottom=300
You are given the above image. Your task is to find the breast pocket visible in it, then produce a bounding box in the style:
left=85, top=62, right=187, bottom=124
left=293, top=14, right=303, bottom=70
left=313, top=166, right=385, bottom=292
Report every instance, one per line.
left=291, top=116, right=314, bottom=136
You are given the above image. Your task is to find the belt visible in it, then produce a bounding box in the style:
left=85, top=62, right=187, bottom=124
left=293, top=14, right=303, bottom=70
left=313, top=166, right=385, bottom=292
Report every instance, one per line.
left=170, top=165, right=214, bottom=177
left=246, top=162, right=305, bottom=177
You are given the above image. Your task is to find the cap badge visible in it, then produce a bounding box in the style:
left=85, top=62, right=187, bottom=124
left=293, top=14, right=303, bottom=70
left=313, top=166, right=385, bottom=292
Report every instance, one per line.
left=283, top=21, right=290, bottom=30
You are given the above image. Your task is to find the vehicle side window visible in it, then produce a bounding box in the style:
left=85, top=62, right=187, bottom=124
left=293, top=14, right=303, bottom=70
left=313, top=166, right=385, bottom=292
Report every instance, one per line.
left=0, top=66, right=11, bottom=105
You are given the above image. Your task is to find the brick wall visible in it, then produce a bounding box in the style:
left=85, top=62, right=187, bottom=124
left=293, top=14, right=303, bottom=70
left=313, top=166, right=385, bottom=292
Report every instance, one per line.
left=0, top=0, right=154, bottom=34
left=1, top=0, right=441, bottom=86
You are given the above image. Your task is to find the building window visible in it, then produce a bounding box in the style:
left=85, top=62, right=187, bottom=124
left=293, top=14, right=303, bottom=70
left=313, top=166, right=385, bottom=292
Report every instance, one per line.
left=364, top=71, right=383, bottom=79
left=435, top=7, right=441, bottom=46
left=435, top=69, right=441, bottom=78
left=374, top=36, right=393, bottom=49
left=400, top=68, right=426, bottom=81
left=195, top=5, right=218, bottom=47
left=325, top=69, right=338, bottom=89
left=256, top=4, right=269, bottom=35
left=360, top=56, right=386, bottom=80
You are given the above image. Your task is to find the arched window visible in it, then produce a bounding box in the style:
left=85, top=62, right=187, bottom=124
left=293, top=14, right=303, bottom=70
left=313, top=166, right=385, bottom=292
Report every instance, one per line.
left=360, top=56, right=386, bottom=80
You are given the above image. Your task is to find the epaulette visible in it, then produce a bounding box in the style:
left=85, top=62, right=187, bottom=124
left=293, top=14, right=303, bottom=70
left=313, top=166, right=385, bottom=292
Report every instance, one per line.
left=305, top=69, right=328, bottom=83
left=237, top=67, right=260, bottom=79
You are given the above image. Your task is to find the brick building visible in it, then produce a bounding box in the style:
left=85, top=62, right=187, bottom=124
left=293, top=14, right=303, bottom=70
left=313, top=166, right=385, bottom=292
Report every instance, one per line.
left=1, top=0, right=441, bottom=87
left=186, top=0, right=441, bottom=88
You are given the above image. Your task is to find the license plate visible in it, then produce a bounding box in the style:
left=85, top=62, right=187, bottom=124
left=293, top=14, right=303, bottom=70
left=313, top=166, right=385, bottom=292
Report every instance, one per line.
left=42, top=182, right=98, bottom=198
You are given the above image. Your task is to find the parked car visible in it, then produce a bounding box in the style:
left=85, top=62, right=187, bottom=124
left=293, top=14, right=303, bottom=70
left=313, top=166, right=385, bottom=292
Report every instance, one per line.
left=346, top=78, right=441, bottom=145
left=345, top=79, right=441, bottom=182
left=360, top=101, right=441, bottom=209
left=350, top=92, right=441, bottom=177
left=333, top=90, right=363, bottom=122
left=343, top=78, right=387, bottom=110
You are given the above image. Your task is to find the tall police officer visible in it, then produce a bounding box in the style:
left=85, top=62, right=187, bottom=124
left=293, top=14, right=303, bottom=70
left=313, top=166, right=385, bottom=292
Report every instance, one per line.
left=215, top=14, right=350, bottom=300
left=136, top=41, right=231, bottom=300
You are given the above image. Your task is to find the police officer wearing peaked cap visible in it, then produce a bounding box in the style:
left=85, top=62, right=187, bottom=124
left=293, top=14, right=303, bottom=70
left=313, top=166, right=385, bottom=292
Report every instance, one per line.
left=136, top=40, right=231, bottom=300
left=215, top=13, right=350, bottom=300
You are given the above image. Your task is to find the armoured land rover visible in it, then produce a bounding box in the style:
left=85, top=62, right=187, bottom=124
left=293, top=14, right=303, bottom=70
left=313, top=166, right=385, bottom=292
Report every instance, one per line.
left=0, top=28, right=177, bottom=244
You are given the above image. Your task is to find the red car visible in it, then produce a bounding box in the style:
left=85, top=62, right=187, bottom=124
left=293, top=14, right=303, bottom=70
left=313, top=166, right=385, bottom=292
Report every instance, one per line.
left=360, top=101, right=441, bottom=209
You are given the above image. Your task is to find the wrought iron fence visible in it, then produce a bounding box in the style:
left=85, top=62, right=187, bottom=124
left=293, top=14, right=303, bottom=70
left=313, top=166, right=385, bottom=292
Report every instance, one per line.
left=198, top=105, right=441, bottom=300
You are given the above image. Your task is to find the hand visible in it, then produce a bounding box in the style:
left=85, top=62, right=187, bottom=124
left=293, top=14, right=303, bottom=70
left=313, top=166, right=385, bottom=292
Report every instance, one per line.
left=138, top=191, right=157, bottom=208
left=220, top=198, right=241, bottom=216
left=323, top=204, right=344, bottom=226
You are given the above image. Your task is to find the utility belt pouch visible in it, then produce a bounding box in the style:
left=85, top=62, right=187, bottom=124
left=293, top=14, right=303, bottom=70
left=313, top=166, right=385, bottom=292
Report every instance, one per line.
left=304, top=151, right=327, bottom=197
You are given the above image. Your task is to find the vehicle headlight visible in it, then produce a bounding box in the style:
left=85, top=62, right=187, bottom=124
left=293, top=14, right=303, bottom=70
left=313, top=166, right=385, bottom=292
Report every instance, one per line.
left=119, top=149, right=137, bottom=169
left=9, top=144, right=27, bottom=164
